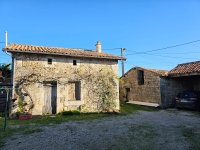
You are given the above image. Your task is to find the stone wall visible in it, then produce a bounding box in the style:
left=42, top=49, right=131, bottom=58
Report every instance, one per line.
left=12, top=53, right=119, bottom=115
left=119, top=68, right=162, bottom=104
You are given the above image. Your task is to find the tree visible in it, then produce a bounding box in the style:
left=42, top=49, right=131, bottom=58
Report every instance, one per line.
left=0, top=63, right=11, bottom=80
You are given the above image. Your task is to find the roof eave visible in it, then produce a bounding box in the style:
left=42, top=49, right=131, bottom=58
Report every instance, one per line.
left=135, top=66, right=168, bottom=76
left=169, top=72, right=200, bottom=77
left=3, top=49, right=126, bottom=60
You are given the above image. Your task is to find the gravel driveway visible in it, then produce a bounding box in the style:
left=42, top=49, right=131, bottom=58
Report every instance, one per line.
left=2, top=109, right=200, bottom=150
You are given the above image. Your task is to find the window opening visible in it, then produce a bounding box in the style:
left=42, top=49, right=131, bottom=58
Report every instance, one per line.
left=68, top=82, right=80, bottom=100
left=138, top=70, right=144, bottom=85
left=73, top=60, right=77, bottom=66
left=48, top=58, right=52, bottom=64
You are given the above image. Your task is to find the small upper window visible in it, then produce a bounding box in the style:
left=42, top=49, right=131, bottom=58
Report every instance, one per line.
left=73, top=60, right=77, bottom=66
left=48, top=58, right=52, bottom=64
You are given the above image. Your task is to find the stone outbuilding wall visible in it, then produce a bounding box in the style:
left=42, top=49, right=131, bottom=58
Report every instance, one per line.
left=120, top=67, right=162, bottom=103
left=12, top=53, right=119, bottom=115
left=119, top=67, right=172, bottom=108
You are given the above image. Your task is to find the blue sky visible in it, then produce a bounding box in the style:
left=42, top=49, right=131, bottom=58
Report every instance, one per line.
left=0, top=0, right=200, bottom=76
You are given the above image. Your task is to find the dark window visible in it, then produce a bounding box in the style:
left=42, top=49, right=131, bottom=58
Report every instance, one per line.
left=75, top=82, right=80, bottom=100
left=137, top=70, right=144, bottom=85
left=48, top=58, right=52, bottom=64
left=73, top=60, right=77, bottom=66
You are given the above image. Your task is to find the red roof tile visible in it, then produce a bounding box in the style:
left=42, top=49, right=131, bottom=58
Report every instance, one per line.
left=142, top=67, right=168, bottom=76
left=169, top=61, right=200, bottom=76
left=2, top=43, right=125, bottom=60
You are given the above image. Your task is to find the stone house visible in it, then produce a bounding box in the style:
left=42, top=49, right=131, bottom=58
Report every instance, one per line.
left=2, top=41, right=125, bottom=115
left=119, top=66, right=174, bottom=108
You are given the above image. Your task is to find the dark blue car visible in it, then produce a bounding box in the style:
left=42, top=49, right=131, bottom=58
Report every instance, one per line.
left=175, top=91, right=200, bottom=110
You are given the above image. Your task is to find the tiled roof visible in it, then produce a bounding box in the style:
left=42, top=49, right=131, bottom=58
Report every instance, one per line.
left=121, top=66, right=168, bottom=78
left=169, top=61, right=200, bottom=76
left=3, top=43, right=125, bottom=60
left=142, top=67, right=169, bottom=76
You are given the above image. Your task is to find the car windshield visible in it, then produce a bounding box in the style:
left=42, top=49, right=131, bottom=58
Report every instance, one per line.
left=177, top=93, right=194, bottom=98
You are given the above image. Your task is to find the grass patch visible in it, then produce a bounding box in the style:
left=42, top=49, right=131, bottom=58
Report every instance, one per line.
left=0, top=112, right=6, bottom=118
left=193, top=111, right=200, bottom=117
left=106, top=123, right=157, bottom=150
left=23, top=128, right=43, bottom=135
left=59, top=110, right=81, bottom=116
left=128, top=124, right=152, bottom=132
left=181, top=126, right=200, bottom=150
left=182, top=128, right=195, bottom=138
left=120, top=102, right=159, bottom=115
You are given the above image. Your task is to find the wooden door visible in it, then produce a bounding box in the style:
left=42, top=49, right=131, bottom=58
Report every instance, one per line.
left=43, top=83, right=57, bottom=114
left=126, top=88, right=130, bottom=102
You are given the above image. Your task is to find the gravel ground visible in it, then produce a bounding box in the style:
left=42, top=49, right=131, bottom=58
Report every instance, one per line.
left=2, top=109, right=200, bottom=150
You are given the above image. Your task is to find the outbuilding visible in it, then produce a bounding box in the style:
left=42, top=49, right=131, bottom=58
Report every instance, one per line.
left=119, top=66, right=173, bottom=108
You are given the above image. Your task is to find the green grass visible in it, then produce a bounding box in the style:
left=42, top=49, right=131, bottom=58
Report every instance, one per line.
left=120, top=102, right=159, bottom=115
left=58, top=110, right=81, bottom=116
left=181, top=126, right=200, bottom=150
left=0, top=103, right=160, bottom=148
left=23, top=128, right=43, bottom=135
left=194, top=111, right=200, bottom=117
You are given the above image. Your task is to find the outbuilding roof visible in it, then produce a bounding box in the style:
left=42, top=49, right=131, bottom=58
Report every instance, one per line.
left=141, top=67, right=169, bottom=76
left=121, top=66, right=168, bottom=78
left=3, top=43, right=125, bottom=60
left=169, top=61, right=200, bottom=77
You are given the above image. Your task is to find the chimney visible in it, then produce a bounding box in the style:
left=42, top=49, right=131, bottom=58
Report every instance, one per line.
left=5, top=31, right=8, bottom=47
left=95, top=41, right=101, bottom=53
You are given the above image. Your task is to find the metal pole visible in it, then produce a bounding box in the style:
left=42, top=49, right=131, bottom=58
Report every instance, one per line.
left=4, top=89, right=9, bottom=131
left=121, top=48, right=126, bottom=76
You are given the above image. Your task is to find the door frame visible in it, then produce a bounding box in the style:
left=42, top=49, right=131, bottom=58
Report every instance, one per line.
left=43, top=81, right=57, bottom=114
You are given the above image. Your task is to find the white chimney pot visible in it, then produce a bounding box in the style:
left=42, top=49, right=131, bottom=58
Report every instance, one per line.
left=95, top=41, right=102, bottom=53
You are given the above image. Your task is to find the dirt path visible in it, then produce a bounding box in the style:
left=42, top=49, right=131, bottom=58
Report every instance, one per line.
left=2, top=109, right=200, bottom=150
